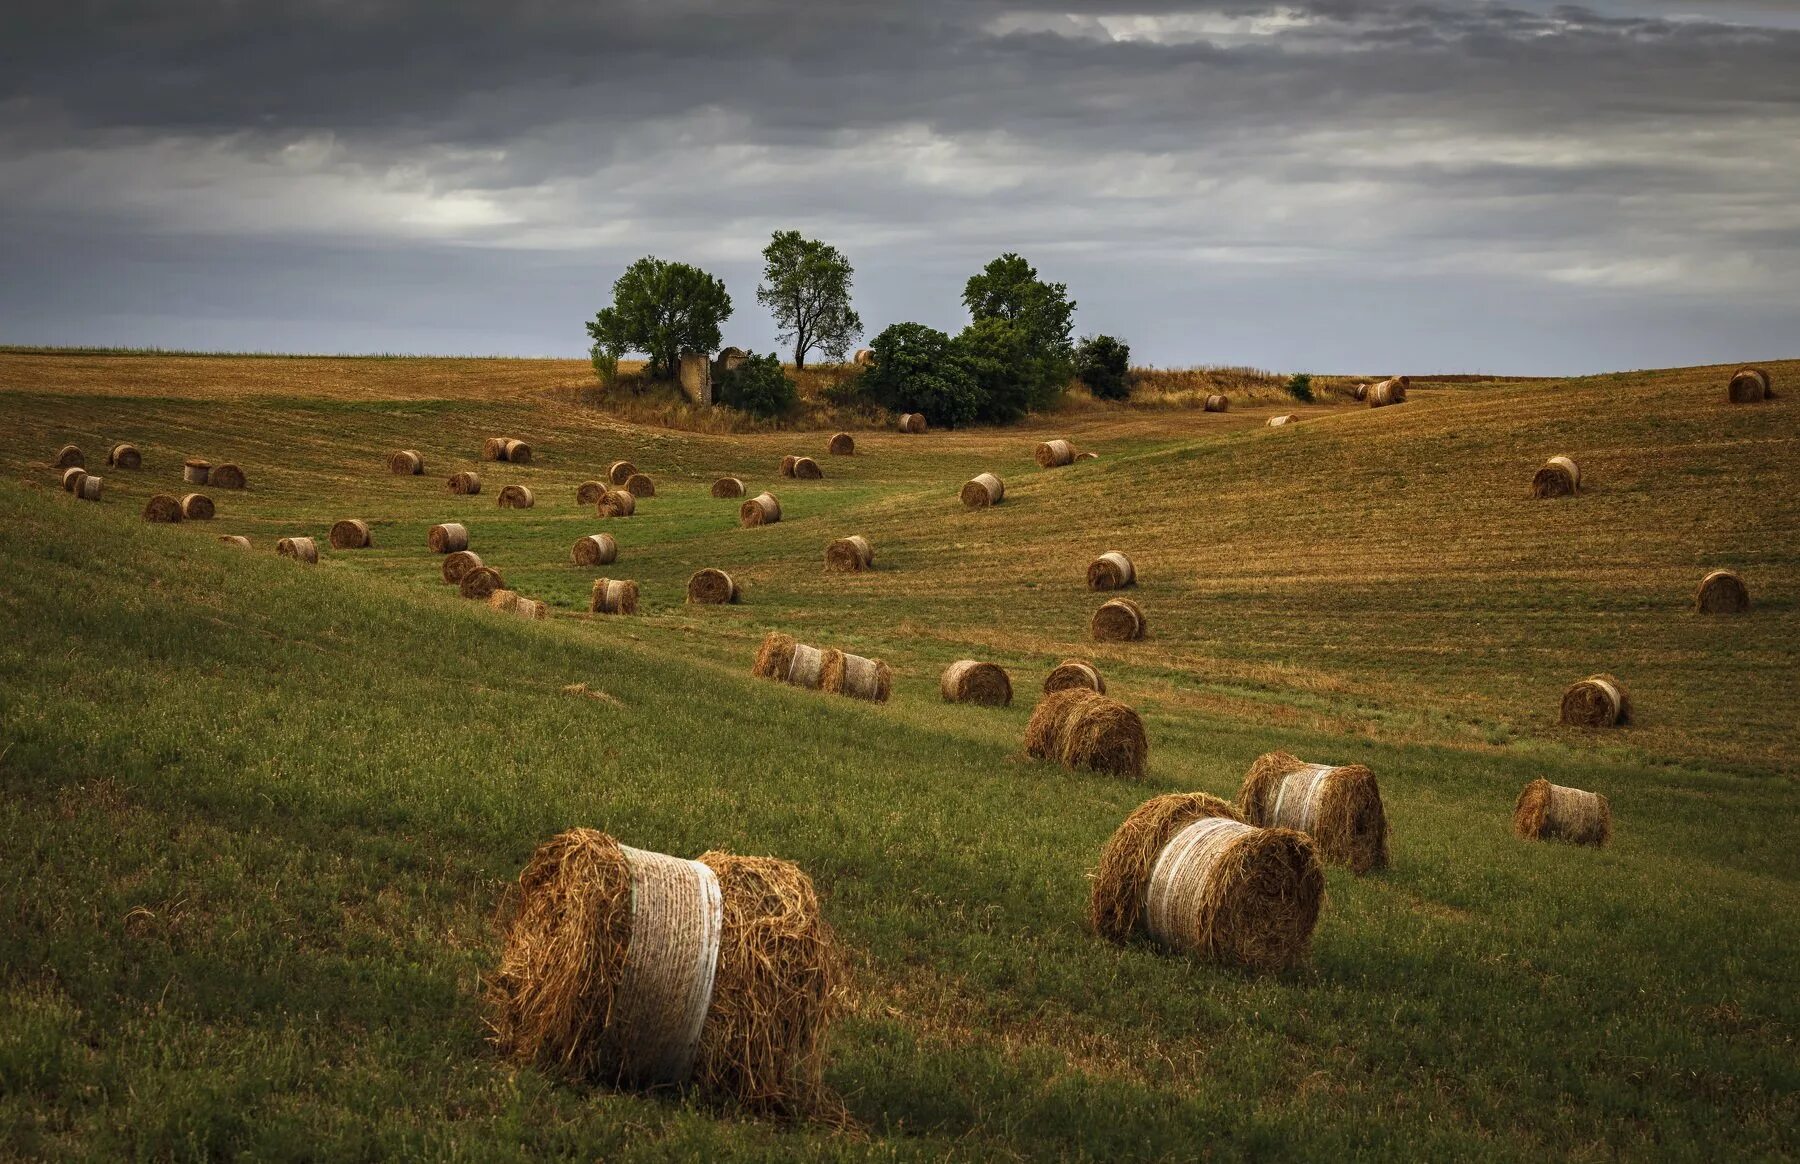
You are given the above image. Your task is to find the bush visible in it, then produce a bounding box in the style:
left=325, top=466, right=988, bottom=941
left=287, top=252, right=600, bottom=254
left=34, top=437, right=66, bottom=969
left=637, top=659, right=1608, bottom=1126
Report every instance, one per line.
left=1074, top=335, right=1132, bottom=400
left=715, top=352, right=798, bottom=418
left=589, top=344, right=618, bottom=387
left=1285, top=373, right=1315, bottom=404
left=959, top=318, right=1064, bottom=423
left=860, top=322, right=983, bottom=426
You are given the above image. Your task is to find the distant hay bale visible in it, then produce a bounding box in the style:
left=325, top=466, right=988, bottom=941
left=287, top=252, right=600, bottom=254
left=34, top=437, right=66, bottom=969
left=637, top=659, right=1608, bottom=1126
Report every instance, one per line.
left=779, top=456, right=798, bottom=478
left=1043, top=659, right=1105, bottom=695
left=179, top=493, right=215, bottom=521
left=623, top=473, right=655, bottom=498
left=1353, top=383, right=1370, bottom=402
left=1531, top=455, right=1581, bottom=499
left=329, top=518, right=372, bottom=549
left=590, top=577, right=640, bottom=615
left=597, top=489, right=636, bottom=517
left=485, top=828, right=839, bottom=1114
left=940, top=660, right=1012, bottom=707
left=61, top=467, right=87, bottom=493
left=75, top=475, right=104, bottom=501
left=428, top=522, right=469, bottom=553
left=1087, top=551, right=1136, bottom=591
left=1513, top=778, right=1612, bottom=848
left=687, top=568, right=740, bottom=605
left=488, top=588, right=519, bottom=615
left=1203, top=395, right=1229, bottom=413
left=821, top=648, right=892, bottom=702
left=108, top=443, right=142, bottom=469
left=1368, top=378, right=1407, bottom=407
left=1024, top=688, right=1147, bottom=779
left=54, top=444, right=84, bottom=469
left=1035, top=439, right=1076, bottom=468
left=792, top=457, right=822, bottom=479
left=276, top=536, right=318, bottom=564
left=1267, top=415, right=1296, bottom=427
left=608, top=460, right=638, bottom=485
left=1560, top=673, right=1631, bottom=728
left=503, top=439, right=532, bottom=465
left=448, top=471, right=482, bottom=495
left=498, top=484, right=535, bottom=509
left=1727, top=366, right=1771, bottom=403
left=1236, top=752, right=1390, bottom=874
left=824, top=535, right=874, bottom=573
left=1695, top=569, right=1750, bottom=614
left=751, top=632, right=798, bottom=681
left=489, top=589, right=549, bottom=620
left=711, top=477, right=744, bottom=498
left=853, top=348, right=876, bottom=366
left=960, top=472, right=1004, bottom=509
left=183, top=459, right=210, bottom=484
left=572, top=533, right=618, bottom=567
left=1089, top=793, right=1324, bottom=971
left=442, top=550, right=484, bottom=585
left=210, top=463, right=246, bottom=490
left=390, top=449, right=425, bottom=476
left=142, top=493, right=183, bottom=523
left=740, top=492, right=781, bottom=527
left=460, top=565, right=506, bottom=601
left=576, top=480, right=605, bottom=505
left=218, top=535, right=251, bottom=549
left=897, top=413, right=927, bottom=434
left=1091, top=597, right=1146, bottom=642
left=483, top=437, right=508, bottom=461
left=828, top=433, right=855, bottom=456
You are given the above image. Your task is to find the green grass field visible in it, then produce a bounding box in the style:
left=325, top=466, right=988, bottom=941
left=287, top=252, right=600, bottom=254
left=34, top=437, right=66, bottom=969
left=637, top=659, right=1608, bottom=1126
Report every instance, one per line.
left=2, top=352, right=1796, bottom=1160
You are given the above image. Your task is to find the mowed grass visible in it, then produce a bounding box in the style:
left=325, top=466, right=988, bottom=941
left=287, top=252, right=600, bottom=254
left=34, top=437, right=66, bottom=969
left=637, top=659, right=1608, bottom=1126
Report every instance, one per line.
left=1, top=353, right=1797, bottom=1160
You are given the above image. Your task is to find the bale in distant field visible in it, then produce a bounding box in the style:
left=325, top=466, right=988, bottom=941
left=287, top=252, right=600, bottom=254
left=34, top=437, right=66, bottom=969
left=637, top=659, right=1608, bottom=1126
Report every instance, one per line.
left=624, top=473, right=655, bottom=497
left=597, top=489, right=637, bottom=517
left=498, top=484, right=535, bottom=509
left=108, top=443, right=142, bottom=469
left=210, top=463, right=247, bottom=490
left=1353, top=384, right=1370, bottom=402
left=576, top=481, right=605, bottom=505
left=390, top=449, right=425, bottom=475
left=1087, top=551, right=1136, bottom=591
left=486, top=828, right=839, bottom=1114
left=1727, top=366, right=1771, bottom=403
left=183, top=459, right=210, bottom=484
left=711, top=477, right=744, bottom=498
left=821, top=648, right=891, bottom=702
left=1204, top=395, right=1229, bottom=413
left=54, top=444, right=84, bottom=469
left=1695, top=569, right=1750, bottom=614
left=853, top=348, right=875, bottom=366
left=1267, top=415, right=1296, bottom=427
left=428, top=522, right=469, bottom=553
left=1035, top=439, right=1076, bottom=468
left=1089, top=792, right=1324, bottom=972
left=75, top=475, right=104, bottom=501
left=687, top=568, right=740, bottom=605
left=484, top=437, right=509, bottom=461
left=218, top=535, right=251, bottom=549
left=461, top=566, right=506, bottom=600
left=504, top=439, right=532, bottom=465
left=828, top=433, right=854, bottom=456
left=1513, top=779, right=1612, bottom=848
left=1531, top=455, right=1581, bottom=498
left=442, top=550, right=484, bottom=585
left=329, top=518, right=372, bottom=549
left=940, top=660, right=1012, bottom=707
left=276, top=536, right=318, bottom=563
left=449, top=471, right=482, bottom=495
left=740, top=492, right=781, bottom=527
left=61, top=467, right=87, bottom=493
left=1044, top=659, right=1105, bottom=695
left=1560, top=673, right=1631, bottom=728
left=489, top=589, right=550, bottom=620
left=791, top=457, right=822, bottom=480
left=1091, top=597, right=1146, bottom=642
left=780, top=455, right=799, bottom=478
left=824, top=535, right=874, bottom=573
left=608, top=460, right=637, bottom=485
left=1237, top=752, right=1389, bottom=874
left=590, top=578, right=639, bottom=615
left=179, top=493, right=214, bottom=520
left=1368, top=378, right=1408, bottom=407
left=897, top=413, right=927, bottom=434
left=960, top=472, right=1003, bottom=509
left=142, top=493, right=183, bottom=523
left=572, top=533, right=618, bottom=567
left=1025, top=688, right=1147, bottom=779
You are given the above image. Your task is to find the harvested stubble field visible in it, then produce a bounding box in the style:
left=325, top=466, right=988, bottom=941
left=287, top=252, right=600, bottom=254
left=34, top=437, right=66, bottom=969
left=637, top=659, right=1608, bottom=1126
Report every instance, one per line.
left=1, top=350, right=1796, bottom=1160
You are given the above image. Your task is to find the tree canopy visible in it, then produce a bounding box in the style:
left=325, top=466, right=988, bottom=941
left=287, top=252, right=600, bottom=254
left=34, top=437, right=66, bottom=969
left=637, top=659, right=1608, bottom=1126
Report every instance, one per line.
left=586, top=257, right=731, bottom=380
left=756, top=230, right=861, bottom=370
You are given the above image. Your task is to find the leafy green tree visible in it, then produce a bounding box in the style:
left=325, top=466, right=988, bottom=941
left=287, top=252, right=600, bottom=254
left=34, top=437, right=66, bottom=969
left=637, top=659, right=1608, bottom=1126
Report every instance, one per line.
left=1285, top=372, right=1315, bottom=403
left=861, top=322, right=982, bottom=426
left=960, top=253, right=1078, bottom=417
left=589, top=343, right=618, bottom=387
left=962, top=253, right=1077, bottom=363
left=1074, top=334, right=1132, bottom=401
left=585, top=257, right=731, bottom=380
left=715, top=352, right=798, bottom=418
left=756, top=230, right=862, bottom=370
left=958, top=317, right=1054, bottom=423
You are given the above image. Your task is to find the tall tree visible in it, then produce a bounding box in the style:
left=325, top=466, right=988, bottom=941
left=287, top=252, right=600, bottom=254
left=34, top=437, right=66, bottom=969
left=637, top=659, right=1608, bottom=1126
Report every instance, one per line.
left=586, top=256, right=731, bottom=380
left=961, top=252, right=1076, bottom=362
left=757, top=230, right=862, bottom=369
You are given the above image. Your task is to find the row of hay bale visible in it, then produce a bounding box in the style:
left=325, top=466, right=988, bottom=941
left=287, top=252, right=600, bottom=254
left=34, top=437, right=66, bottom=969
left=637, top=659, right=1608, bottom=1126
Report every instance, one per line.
left=53, top=443, right=248, bottom=488
left=483, top=437, right=533, bottom=463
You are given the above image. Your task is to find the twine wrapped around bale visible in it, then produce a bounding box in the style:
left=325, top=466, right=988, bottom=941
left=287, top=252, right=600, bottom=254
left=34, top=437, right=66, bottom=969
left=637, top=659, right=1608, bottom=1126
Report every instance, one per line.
left=1087, top=551, right=1136, bottom=591
left=498, top=484, right=535, bottom=509
left=1513, top=779, right=1612, bottom=847
left=504, top=439, right=533, bottom=465
left=598, top=489, right=637, bottom=518
left=572, top=534, right=617, bottom=567
left=711, top=477, right=744, bottom=499
left=108, top=443, right=142, bottom=469
left=828, top=433, right=854, bottom=456
left=61, top=467, right=87, bottom=493
left=1267, top=415, right=1296, bottom=427
left=897, top=413, right=927, bottom=434
left=218, top=535, right=251, bottom=549
left=1091, top=597, right=1146, bottom=642
left=276, top=536, right=318, bottom=564
left=1035, top=439, right=1076, bottom=468
left=740, top=492, right=781, bottom=527
left=590, top=578, right=640, bottom=616
left=624, top=473, right=655, bottom=498
left=75, top=475, right=104, bottom=501
left=484, top=437, right=509, bottom=461
left=687, top=568, right=739, bottom=605
left=791, top=458, right=822, bottom=480
left=1695, top=569, right=1750, bottom=614
left=1089, top=793, right=1324, bottom=972
left=428, top=522, right=469, bottom=553
left=1044, top=659, right=1105, bottom=695
left=54, top=444, right=84, bottom=469
left=390, top=449, right=426, bottom=475
left=179, top=493, right=215, bottom=520
left=442, top=550, right=485, bottom=585
left=824, top=536, right=874, bottom=573
left=821, top=649, right=891, bottom=703
left=1368, top=377, right=1408, bottom=407
left=1204, top=395, right=1229, bottom=413
left=751, top=633, right=888, bottom=701
left=1025, top=689, right=1147, bottom=779
left=576, top=481, right=605, bottom=505
left=183, top=459, right=210, bottom=485
left=486, top=828, right=839, bottom=1115
left=960, top=473, right=1003, bottom=509
left=142, top=494, right=183, bottom=523
left=329, top=519, right=372, bottom=549
left=1531, top=456, right=1580, bottom=499
left=1560, top=673, right=1631, bottom=728
left=1727, top=366, right=1771, bottom=403
left=461, top=565, right=506, bottom=600
left=609, top=460, right=638, bottom=486
left=940, top=660, right=1012, bottom=707
left=853, top=348, right=875, bottom=366
left=210, top=463, right=247, bottom=490
left=449, top=471, right=483, bottom=495
left=1236, top=752, right=1389, bottom=874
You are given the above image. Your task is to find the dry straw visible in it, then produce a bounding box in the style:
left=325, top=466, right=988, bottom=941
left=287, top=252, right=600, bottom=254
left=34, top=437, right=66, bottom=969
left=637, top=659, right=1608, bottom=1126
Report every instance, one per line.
left=687, top=568, right=739, bottom=605
left=853, top=347, right=875, bottom=366
left=179, top=493, right=215, bottom=521
left=1368, top=377, right=1409, bottom=407
left=1044, top=659, right=1105, bottom=695
left=183, top=459, right=210, bottom=485
left=751, top=632, right=888, bottom=701
left=598, top=489, right=637, bottom=517
left=449, top=471, right=483, bottom=496
left=960, top=472, right=1004, bottom=509
left=54, top=444, right=84, bottom=469
left=1236, top=752, right=1389, bottom=874
left=1727, top=366, right=1771, bottom=403
left=1035, top=439, right=1076, bottom=468
left=752, top=632, right=800, bottom=684
left=276, top=536, right=318, bottom=564
left=75, top=475, right=104, bottom=501
left=1513, top=779, right=1612, bottom=847
left=211, top=463, right=247, bottom=490
left=824, top=535, right=874, bottom=573
left=1204, top=394, right=1229, bottom=413
left=442, top=550, right=484, bottom=585
left=1531, top=455, right=1581, bottom=499
left=780, top=455, right=799, bottom=478
left=821, top=649, right=892, bottom=702
left=504, top=439, right=533, bottom=465
left=624, top=473, right=655, bottom=498
left=740, top=492, right=781, bottom=527
left=1087, top=551, right=1136, bottom=591
left=142, top=494, right=183, bottom=523
left=897, top=413, right=927, bottom=434
left=108, top=443, right=142, bottom=469
left=218, top=535, right=251, bottom=549
left=428, top=522, right=469, bottom=553
left=590, top=578, right=640, bottom=616
left=1025, top=689, right=1147, bottom=779
left=792, top=457, right=823, bottom=480
left=1091, top=597, right=1146, bottom=642
left=1560, top=673, right=1631, bottom=728
left=576, top=481, right=605, bottom=505
left=461, top=565, right=506, bottom=600
left=61, top=467, right=87, bottom=492
left=828, top=433, right=854, bottom=456
left=499, top=484, right=536, bottom=509
left=1089, top=792, right=1324, bottom=972
left=1353, top=383, right=1370, bottom=402
left=940, top=660, right=1012, bottom=707
left=1267, top=415, right=1296, bottom=427
left=484, top=437, right=508, bottom=461
left=711, top=477, right=744, bottom=499
left=609, top=460, right=638, bottom=486
left=1695, top=569, right=1750, bottom=614
left=572, top=534, right=618, bottom=567
left=489, top=590, right=549, bottom=620
left=390, top=449, right=425, bottom=475
left=329, top=519, right=372, bottom=549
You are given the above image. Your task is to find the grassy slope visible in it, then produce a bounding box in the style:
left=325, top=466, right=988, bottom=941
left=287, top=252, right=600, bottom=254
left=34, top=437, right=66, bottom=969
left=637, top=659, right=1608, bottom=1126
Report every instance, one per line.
left=1, top=354, right=1796, bottom=1160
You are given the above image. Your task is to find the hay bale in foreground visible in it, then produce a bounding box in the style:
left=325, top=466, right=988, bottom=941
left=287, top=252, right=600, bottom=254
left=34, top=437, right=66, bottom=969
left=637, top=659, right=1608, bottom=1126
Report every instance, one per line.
left=791, top=457, right=822, bottom=480
left=498, top=484, right=535, bottom=509
left=711, top=477, right=744, bottom=498
left=108, top=443, right=142, bottom=469
left=1204, top=394, right=1229, bottom=413
left=179, top=493, right=215, bottom=521
left=572, top=534, right=617, bottom=567
left=1369, top=377, right=1409, bottom=407
left=329, top=519, right=372, bottom=549
left=54, top=444, right=84, bottom=469
left=597, top=489, right=636, bottom=517
left=442, top=550, right=484, bottom=585
left=503, top=439, right=533, bottom=465
left=897, top=413, right=927, bottom=434
left=590, top=578, right=639, bottom=616
left=1091, top=597, right=1146, bottom=642
left=276, top=536, right=318, bottom=564
left=486, top=828, right=839, bottom=1114
left=142, top=494, right=183, bottom=523
left=428, top=522, right=469, bottom=553
left=940, top=660, right=1012, bottom=707
left=1044, top=659, right=1105, bottom=695
left=1531, top=455, right=1581, bottom=498
left=1267, top=415, right=1296, bottom=427
left=484, top=437, right=509, bottom=461
left=608, top=460, right=638, bottom=486
left=489, top=589, right=549, bottom=620
left=576, top=481, right=605, bottom=506
left=751, top=632, right=888, bottom=701
left=183, top=459, right=210, bottom=485
left=1695, top=569, right=1750, bottom=614
left=218, top=535, right=251, bottom=549
left=1513, top=779, right=1612, bottom=848
left=390, top=449, right=425, bottom=475
left=1727, top=366, right=1771, bottom=403
left=461, top=566, right=506, bottom=600
left=821, top=649, right=891, bottom=702
left=1237, top=752, right=1389, bottom=874
left=1025, top=688, right=1147, bottom=779
left=1560, top=673, right=1630, bottom=728
left=61, top=467, right=87, bottom=493
left=687, top=568, right=739, bottom=605
left=1035, top=439, right=1076, bottom=468
left=740, top=492, right=781, bottom=527
left=210, top=463, right=247, bottom=490
left=960, top=472, right=1003, bottom=509
left=828, top=433, right=855, bottom=456
left=449, top=471, right=482, bottom=496
left=752, top=632, right=798, bottom=682
left=624, top=473, right=655, bottom=498
left=1089, top=793, right=1323, bottom=971
left=75, top=475, right=104, bottom=501
left=824, top=535, right=874, bottom=573
left=1087, top=551, right=1136, bottom=591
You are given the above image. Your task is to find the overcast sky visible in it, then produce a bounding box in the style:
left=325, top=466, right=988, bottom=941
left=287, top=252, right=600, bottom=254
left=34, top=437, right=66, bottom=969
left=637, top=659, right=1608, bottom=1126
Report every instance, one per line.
left=2, top=1, right=1796, bottom=374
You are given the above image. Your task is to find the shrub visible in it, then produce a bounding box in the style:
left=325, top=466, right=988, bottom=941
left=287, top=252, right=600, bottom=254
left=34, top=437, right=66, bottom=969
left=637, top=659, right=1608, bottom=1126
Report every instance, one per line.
left=715, top=352, right=798, bottom=418
left=1075, top=335, right=1132, bottom=401
left=959, top=317, right=1062, bottom=423
left=860, top=322, right=982, bottom=426
left=589, top=344, right=618, bottom=387
left=1285, top=373, right=1315, bottom=404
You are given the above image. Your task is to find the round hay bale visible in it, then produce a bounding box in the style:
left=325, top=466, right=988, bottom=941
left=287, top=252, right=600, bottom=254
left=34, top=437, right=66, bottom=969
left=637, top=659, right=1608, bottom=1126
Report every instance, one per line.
left=490, top=590, right=548, bottom=620
left=486, top=828, right=838, bottom=1114
left=1087, top=551, right=1136, bottom=591
left=1694, top=569, right=1750, bottom=614
left=1236, top=752, right=1389, bottom=874
left=276, top=536, right=318, bottom=564
left=460, top=565, right=506, bottom=600
left=108, top=443, right=142, bottom=469
left=483, top=437, right=509, bottom=461
left=853, top=348, right=875, bottom=366
left=940, top=660, right=1012, bottom=707
left=218, top=535, right=251, bottom=549
left=1513, top=778, right=1612, bottom=848
left=1203, top=394, right=1229, bottom=413
left=782, top=643, right=833, bottom=691
left=1368, top=378, right=1407, bottom=407
left=210, top=463, right=246, bottom=490
left=711, top=477, right=745, bottom=499
left=1024, top=688, right=1147, bottom=779
left=428, top=522, right=469, bottom=553
left=1727, top=366, right=1771, bottom=403
left=1089, top=793, right=1323, bottom=971
left=686, top=568, right=739, bottom=605
left=1091, top=597, right=1146, bottom=642
left=448, top=471, right=482, bottom=496
left=608, top=460, right=638, bottom=486
left=1560, top=673, right=1631, bottom=728
left=624, top=473, right=655, bottom=498
left=442, top=550, right=484, bottom=585
left=589, top=578, right=639, bottom=616
left=740, top=492, right=781, bottom=527
left=61, top=467, right=88, bottom=493
left=792, top=457, right=823, bottom=480
left=1530, top=455, right=1581, bottom=499
left=75, top=475, right=104, bottom=501
left=898, top=413, right=927, bottom=434
left=183, top=459, right=210, bottom=485
left=488, top=588, right=521, bottom=615
left=179, top=493, right=215, bottom=521
left=960, top=472, right=1004, bottom=509
left=1035, top=439, right=1076, bottom=468
left=54, top=444, right=84, bottom=469
left=597, top=489, right=636, bottom=518
left=498, top=484, right=535, bottom=509
left=572, top=533, right=618, bottom=567
left=1044, top=659, right=1105, bottom=695
left=821, top=648, right=892, bottom=703
left=503, top=439, right=533, bottom=465
left=780, top=455, right=799, bottom=478
left=824, top=535, right=874, bottom=573
left=752, top=632, right=797, bottom=681
left=390, top=449, right=425, bottom=476
left=1353, top=383, right=1370, bottom=402
left=1267, top=415, right=1296, bottom=427
left=576, top=480, right=605, bottom=506
left=518, top=597, right=550, bottom=620
left=329, top=518, right=372, bottom=549
left=142, top=493, right=183, bottom=523
left=828, top=432, right=855, bottom=456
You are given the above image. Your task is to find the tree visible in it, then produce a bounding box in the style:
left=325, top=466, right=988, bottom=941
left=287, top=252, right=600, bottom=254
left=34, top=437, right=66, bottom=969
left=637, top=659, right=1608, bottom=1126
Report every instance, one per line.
left=962, top=252, right=1076, bottom=363
left=1285, top=373, right=1315, bottom=403
left=958, top=253, right=1078, bottom=417
left=715, top=352, right=798, bottom=418
left=757, top=230, right=862, bottom=370
left=1074, top=335, right=1132, bottom=400
left=861, top=322, right=983, bottom=426
left=586, top=257, right=731, bottom=380
left=959, top=317, right=1057, bottom=423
